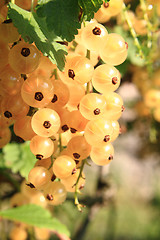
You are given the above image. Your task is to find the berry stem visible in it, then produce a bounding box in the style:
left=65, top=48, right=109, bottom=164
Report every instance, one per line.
left=31, top=0, right=35, bottom=13
left=86, top=82, right=90, bottom=94
left=86, top=49, right=90, bottom=60
left=28, top=227, right=35, bottom=240
left=86, top=49, right=91, bottom=94
left=74, top=159, right=86, bottom=211
left=122, top=3, right=145, bottom=59
left=48, top=154, right=54, bottom=170
left=59, top=133, right=63, bottom=152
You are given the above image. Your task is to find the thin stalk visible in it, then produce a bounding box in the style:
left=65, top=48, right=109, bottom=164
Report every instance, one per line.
left=28, top=227, right=35, bottom=240
left=59, top=133, right=63, bottom=152
left=86, top=49, right=90, bottom=59
left=86, top=82, right=90, bottom=94
left=74, top=159, right=86, bottom=211
left=31, top=0, right=34, bottom=13
left=86, top=49, right=91, bottom=94
left=122, top=3, right=145, bottom=59
left=48, top=154, right=54, bottom=170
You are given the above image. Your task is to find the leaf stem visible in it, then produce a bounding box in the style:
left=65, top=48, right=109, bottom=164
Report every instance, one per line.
left=74, top=159, right=86, bottom=211
left=122, top=3, right=145, bottom=59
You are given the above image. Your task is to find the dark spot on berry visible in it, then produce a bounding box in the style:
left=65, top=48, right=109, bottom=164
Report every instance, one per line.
left=21, top=74, right=27, bottom=80
left=92, top=27, right=101, bottom=35
left=121, top=105, right=125, bottom=112
left=21, top=47, right=30, bottom=57
left=108, top=154, right=113, bottom=160
left=112, top=77, right=118, bottom=85
left=70, top=128, right=77, bottom=133
left=56, top=41, right=68, bottom=46
left=35, top=92, right=44, bottom=101
left=26, top=183, right=35, bottom=188
left=75, top=160, right=79, bottom=165
left=125, top=42, right=128, bottom=49
left=103, top=135, right=110, bottom=142
left=51, top=174, right=56, bottom=182
left=103, top=2, right=109, bottom=8
left=51, top=94, right=58, bottom=103
left=47, top=194, right=53, bottom=201
left=79, top=184, right=85, bottom=190
left=4, top=111, right=12, bottom=118
left=43, top=121, right=51, bottom=129
left=36, top=154, right=43, bottom=160
left=61, top=124, right=69, bottom=132
left=73, top=153, right=80, bottom=159
left=94, top=108, right=100, bottom=115
left=68, top=69, right=75, bottom=79
left=72, top=168, right=77, bottom=175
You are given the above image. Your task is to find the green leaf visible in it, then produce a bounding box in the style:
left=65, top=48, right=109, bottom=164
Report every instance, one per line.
left=3, top=143, right=20, bottom=165
left=3, top=142, right=36, bottom=179
left=8, top=3, right=67, bottom=71
left=78, top=0, right=103, bottom=21
left=0, top=204, right=70, bottom=236
left=37, top=0, right=81, bottom=42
